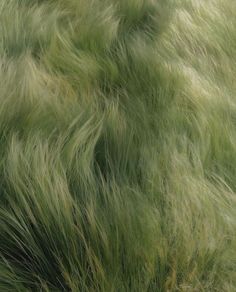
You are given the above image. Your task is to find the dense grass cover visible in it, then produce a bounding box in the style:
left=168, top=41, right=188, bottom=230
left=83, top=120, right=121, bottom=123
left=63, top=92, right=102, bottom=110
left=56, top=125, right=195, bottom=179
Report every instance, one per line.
left=0, top=0, right=236, bottom=290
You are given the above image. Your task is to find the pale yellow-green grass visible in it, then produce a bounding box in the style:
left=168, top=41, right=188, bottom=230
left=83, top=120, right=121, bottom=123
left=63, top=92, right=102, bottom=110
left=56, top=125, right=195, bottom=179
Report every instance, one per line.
left=0, top=0, right=236, bottom=291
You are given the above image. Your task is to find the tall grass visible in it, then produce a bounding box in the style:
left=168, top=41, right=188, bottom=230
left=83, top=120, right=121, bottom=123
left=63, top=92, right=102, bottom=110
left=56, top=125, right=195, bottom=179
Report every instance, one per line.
left=0, top=0, right=236, bottom=290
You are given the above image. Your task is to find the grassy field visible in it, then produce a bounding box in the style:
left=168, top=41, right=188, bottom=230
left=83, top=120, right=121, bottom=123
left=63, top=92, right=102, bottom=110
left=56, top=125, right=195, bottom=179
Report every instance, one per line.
left=0, top=0, right=236, bottom=291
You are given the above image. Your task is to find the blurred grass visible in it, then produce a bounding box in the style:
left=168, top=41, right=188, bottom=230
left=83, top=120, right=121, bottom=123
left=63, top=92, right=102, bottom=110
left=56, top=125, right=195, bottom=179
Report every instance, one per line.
left=0, top=0, right=236, bottom=291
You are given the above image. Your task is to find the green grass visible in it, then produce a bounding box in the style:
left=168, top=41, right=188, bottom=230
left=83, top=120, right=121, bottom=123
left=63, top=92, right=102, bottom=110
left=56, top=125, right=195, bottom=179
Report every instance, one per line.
left=0, top=0, right=236, bottom=290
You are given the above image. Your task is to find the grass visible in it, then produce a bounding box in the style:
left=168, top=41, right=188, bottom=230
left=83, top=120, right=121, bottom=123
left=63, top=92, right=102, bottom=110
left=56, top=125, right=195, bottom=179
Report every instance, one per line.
left=0, top=0, right=236, bottom=291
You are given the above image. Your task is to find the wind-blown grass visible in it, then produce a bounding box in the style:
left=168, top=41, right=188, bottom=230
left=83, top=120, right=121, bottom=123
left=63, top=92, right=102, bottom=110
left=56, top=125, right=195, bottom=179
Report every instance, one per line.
left=0, top=0, right=236, bottom=291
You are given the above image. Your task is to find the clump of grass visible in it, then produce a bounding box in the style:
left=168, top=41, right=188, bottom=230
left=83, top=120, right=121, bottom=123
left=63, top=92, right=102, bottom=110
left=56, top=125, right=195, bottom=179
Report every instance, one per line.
left=0, top=0, right=236, bottom=291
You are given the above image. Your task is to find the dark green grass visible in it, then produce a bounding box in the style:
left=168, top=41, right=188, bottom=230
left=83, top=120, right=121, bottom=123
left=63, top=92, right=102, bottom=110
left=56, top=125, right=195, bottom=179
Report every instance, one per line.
left=0, top=0, right=236, bottom=291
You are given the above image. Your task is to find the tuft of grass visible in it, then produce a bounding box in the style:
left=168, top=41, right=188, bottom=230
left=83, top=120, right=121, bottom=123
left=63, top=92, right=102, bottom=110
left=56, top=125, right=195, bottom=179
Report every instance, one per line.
left=0, top=0, right=236, bottom=291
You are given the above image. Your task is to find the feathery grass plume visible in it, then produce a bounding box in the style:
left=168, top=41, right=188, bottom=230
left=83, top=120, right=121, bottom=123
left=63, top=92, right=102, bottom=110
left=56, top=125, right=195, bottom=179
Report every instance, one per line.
left=0, top=0, right=236, bottom=291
